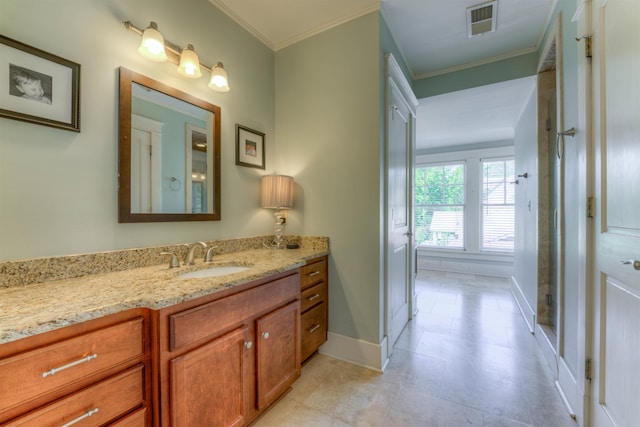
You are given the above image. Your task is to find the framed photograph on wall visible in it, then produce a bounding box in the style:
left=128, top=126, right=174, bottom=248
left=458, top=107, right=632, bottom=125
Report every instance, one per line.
left=0, top=35, right=80, bottom=132
left=235, top=124, right=265, bottom=169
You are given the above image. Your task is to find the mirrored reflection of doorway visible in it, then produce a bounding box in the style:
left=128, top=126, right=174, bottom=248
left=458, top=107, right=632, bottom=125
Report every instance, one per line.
left=186, top=124, right=208, bottom=214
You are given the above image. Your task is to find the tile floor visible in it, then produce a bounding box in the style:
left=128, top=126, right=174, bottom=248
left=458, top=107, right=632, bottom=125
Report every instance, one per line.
left=253, top=270, right=578, bottom=427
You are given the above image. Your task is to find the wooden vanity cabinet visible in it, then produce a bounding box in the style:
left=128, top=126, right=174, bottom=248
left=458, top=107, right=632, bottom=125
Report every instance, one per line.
left=154, top=270, right=301, bottom=427
left=0, top=308, right=152, bottom=427
left=300, top=256, right=328, bottom=362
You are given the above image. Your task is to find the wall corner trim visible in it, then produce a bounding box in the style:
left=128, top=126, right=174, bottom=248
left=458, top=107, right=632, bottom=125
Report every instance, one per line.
left=319, top=332, right=388, bottom=372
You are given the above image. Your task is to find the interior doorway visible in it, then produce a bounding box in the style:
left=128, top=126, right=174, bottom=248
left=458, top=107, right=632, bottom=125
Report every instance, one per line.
left=536, top=64, right=560, bottom=344
left=547, top=89, right=559, bottom=338
left=535, top=17, right=583, bottom=421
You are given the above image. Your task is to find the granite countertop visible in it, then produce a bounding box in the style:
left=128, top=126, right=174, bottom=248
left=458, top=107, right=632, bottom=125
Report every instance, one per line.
left=0, top=248, right=328, bottom=345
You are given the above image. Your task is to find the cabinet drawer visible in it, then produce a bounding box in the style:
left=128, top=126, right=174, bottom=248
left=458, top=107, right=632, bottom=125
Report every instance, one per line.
left=300, top=258, right=327, bottom=289
left=301, top=302, right=327, bottom=361
left=170, top=273, right=299, bottom=351
left=0, top=317, right=145, bottom=414
left=301, top=282, right=326, bottom=313
left=111, top=407, right=147, bottom=427
left=5, top=365, right=145, bottom=427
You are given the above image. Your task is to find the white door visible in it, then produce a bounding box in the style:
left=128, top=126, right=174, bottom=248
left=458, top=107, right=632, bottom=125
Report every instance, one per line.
left=130, top=127, right=152, bottom=213
left=590, top=0, right=640, bottom=426
left=131, top=115, right=163, bottom=214
left=385, top=54, right=418, bottom=353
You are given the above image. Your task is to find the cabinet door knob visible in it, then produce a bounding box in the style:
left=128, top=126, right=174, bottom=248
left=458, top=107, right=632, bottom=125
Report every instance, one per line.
left=244, top=341, right=253, bottom=349
left=262, top=332, right=270, bottom=339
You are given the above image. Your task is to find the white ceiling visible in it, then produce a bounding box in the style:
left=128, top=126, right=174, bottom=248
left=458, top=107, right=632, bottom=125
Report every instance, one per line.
left=417, top=76, right=536, bottom=149
left=209, top=0, right=554, bottom=150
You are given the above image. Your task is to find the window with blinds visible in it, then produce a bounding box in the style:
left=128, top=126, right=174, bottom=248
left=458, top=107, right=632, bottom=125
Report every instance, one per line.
left=415, top=163, right=465, bottom=248
left=481, top=158, right=515, bottom=252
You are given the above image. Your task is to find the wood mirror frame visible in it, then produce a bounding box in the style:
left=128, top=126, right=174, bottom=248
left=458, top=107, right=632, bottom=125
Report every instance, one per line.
left=118, top=67, right=221, bottom=222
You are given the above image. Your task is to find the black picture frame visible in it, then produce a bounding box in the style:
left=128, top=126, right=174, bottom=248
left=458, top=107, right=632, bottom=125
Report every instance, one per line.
left=0, top=35, right=80, bottom=132
left=235, top=124, right=265, bottom=169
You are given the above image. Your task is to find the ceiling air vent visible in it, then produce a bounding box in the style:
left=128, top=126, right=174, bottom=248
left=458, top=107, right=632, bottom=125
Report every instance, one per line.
left=467, top=1, right=498, bottom=38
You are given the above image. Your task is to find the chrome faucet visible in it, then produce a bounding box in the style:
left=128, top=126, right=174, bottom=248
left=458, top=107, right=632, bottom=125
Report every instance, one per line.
left=204, top=246, right=218, bottom=263
left=184, top=241, right=208, bottom=265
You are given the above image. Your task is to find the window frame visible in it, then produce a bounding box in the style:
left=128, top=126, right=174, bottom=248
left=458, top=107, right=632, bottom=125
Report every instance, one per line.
left=415, top=145, right=515, bottom=258
left=415, top=161, right=466, bottom=250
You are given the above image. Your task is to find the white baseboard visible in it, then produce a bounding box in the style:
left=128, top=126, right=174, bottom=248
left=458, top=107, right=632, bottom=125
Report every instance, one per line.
left=535, top=324, right=558, bottom=375
left=556, top=358, right=580, bottom=423
left=319, top=332, right=388, bottom=372
left=418, top=257, right=513, bottom=278
left=511, top=276, right=536, bottom=332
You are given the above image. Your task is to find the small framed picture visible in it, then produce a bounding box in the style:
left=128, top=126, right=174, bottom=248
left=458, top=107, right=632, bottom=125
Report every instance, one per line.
left=0, top=35, right=80, bottom=132
left=235, top=124, right=265, bottom=169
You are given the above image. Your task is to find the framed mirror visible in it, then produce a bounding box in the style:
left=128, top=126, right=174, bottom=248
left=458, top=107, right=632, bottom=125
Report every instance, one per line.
left=118, top=67, right=221, bottom=222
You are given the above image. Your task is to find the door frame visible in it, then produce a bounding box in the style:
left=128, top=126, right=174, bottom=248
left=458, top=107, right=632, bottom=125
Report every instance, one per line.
left=575, top=1, right=594, bottom=425
left=535, top=12, right=591, bottom=425
left=131, top=114, right=164, bottom=214
left=384, top=53, right=418, bottom=359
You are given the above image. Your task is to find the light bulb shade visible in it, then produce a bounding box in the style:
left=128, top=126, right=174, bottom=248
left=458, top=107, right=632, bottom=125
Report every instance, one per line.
left=138, top=22, right=168, bottom=62
left=177, top=44, right=202, bottom=78
left=208, top=62, right=230, bottom=92
left=261, top=175, right=294, bottom=209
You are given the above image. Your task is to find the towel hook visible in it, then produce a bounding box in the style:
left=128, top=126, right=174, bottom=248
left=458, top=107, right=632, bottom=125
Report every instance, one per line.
left=558, top=127, right=576, bottom=137
left=556, top=127, right=577, bottom=160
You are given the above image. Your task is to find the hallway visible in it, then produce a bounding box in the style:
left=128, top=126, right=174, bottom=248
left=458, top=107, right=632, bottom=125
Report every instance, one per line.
left=254, top=270, right=578, bottom=426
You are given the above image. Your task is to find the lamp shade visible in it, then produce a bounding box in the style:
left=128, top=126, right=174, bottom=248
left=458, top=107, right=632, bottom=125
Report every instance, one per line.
left=261, top=175, right=294, bottom=209
left=177, top=44, right=202, bottom=78
left=208, top=62, right=230, bottom=92
left=138, top=22, right=168, bottom=62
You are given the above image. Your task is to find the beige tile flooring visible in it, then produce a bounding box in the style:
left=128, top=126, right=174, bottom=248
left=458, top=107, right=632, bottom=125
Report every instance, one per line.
left=254, top=270, right=578, bottom=427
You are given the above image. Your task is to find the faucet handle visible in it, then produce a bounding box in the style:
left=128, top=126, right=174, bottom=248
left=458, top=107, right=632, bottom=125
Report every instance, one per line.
left=204, top=246, right=218, bottom=263
left=160, top=252, right=180, bottom=268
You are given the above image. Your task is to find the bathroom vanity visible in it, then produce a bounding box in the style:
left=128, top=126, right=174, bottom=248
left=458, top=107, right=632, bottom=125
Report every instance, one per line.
left=0, top=309, right=151, bottom=426
left=0, top=242, right=328, bottom=427
left=154, top=269, right=301, bottom=425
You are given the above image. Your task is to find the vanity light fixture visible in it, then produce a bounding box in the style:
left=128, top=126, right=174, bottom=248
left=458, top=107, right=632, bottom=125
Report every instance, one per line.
left=177, top=44, right=202, bottom=78
left=261, top=175, right=294, bottom=249
left=137, top=22, right=167, bottom=62
left=123, top=21, right=230, bottom=92
left=208, top=62, right=230, bottom=92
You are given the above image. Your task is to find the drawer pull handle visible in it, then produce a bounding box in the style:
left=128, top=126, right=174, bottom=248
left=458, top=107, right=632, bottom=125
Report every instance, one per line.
left=42, top=354, right=98, bottom=378
left=262, top=332, right=270, bottom=339
left=307, top=324, right=321, bottom=334
left=60, top=408, right=99, bottom=427
left=307, top=294, right=320, bottom=302
left=308, top=271, right=321, bottom=277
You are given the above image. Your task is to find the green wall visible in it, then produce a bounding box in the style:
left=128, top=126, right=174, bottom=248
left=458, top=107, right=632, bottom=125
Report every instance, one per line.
left=275, top=13, right=383, bottom=344
left=0, top=0, right=275, bottom=260
left=414, top=52, right=538, bottom=98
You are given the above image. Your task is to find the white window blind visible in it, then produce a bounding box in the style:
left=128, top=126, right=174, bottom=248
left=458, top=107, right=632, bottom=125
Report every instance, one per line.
left=481, top=158, right=515, bottom=252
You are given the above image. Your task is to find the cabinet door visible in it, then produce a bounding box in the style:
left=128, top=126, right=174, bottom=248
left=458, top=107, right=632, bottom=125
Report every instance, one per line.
left=256, top=301, right=300, bottom=410
left=169, top=327, right=251, bottom=427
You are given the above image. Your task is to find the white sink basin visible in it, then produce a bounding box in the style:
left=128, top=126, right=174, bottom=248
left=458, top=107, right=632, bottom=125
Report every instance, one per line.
left=178, top=266, right=250, bottom=279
